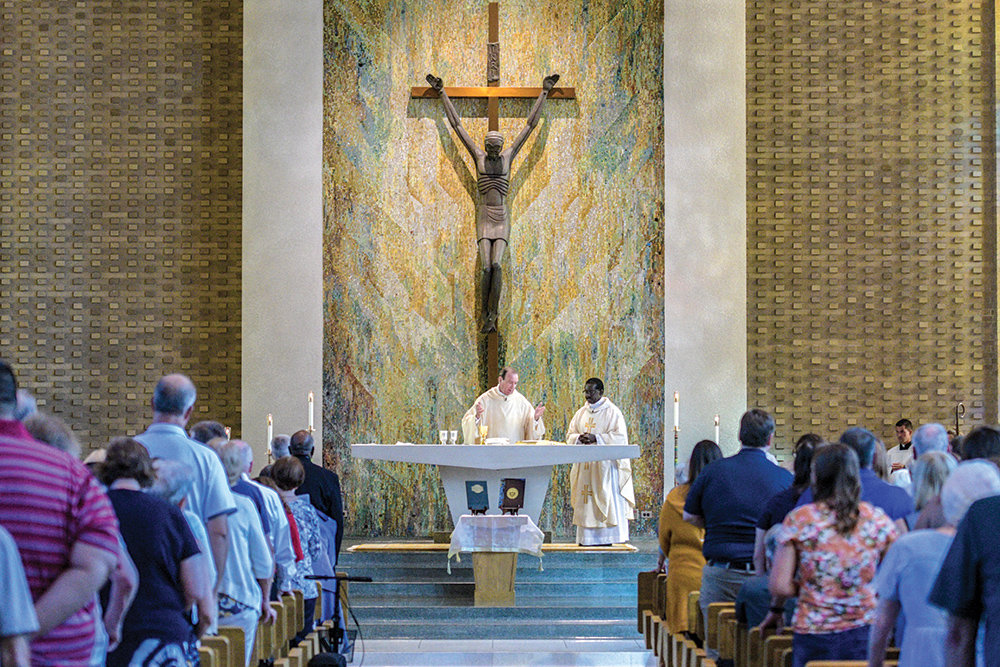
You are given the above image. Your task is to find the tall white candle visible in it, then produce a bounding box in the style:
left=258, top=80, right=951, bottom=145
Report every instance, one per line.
left=673, top=392, right=679, bottom=429
left=267, top=413, right=273, bottom=451
left=714, top=414, right=720, bottom=443
left=308, top=392, right=315, bottom=430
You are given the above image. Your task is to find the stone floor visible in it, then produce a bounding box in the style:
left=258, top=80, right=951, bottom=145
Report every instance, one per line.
left=345, top=638, right=657, bottom=666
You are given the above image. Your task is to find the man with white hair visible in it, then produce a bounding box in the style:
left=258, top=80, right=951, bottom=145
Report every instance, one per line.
left=233, top=440, right=296, bottom=595
left=136, top=374, right=236, bottom=590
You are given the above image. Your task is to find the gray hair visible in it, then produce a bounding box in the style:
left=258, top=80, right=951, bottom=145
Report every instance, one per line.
left=13, top=389, right=37, bottom=421
left=24, top=412, right=81, bottom=460
left=232, top=439, right=254, bottom=472
left=912, top=451, right=957, bottom=510
left=150, top=459, right=195, bottom=505
left=913, top=423, right=949, bottom=458
left=271, top=434, right=291, bottom=459
left=941, top=460, right=1000, bottom=527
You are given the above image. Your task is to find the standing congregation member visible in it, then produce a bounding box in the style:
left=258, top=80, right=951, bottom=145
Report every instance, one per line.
left=135, top=374, right=236, bottom=589
left=797, top=427, right=913, bottom=533
left=148, top=459, right=218, bottom=627
left=270, top=457, right=326, bottom=647
left=98, top=437, right=214, bottom=667
left=189, top=420, right=228, bottom=445
left=567, top=378, right=635, bottom=546
left=0, top=360, right=121, bottom=667
left=929, top=463, right=1000, bottom=667
left=271, top=434, right=291, bottom=459
left=461, top=367, right=545, bottom=444
left=0, top=523, right=38, bottom=667
left=768, top=443, right=896, bottom=667
left=683, top=409, right=792, bottom=646
left=234, top=439, right=297, bottom=596
left=658, top=440, right=722, bottom=634
left=290, top=429, right=345, bottom=560
left=212, top=440, right=275, bottom=665
left=869, top=461, right=1000, bottom=667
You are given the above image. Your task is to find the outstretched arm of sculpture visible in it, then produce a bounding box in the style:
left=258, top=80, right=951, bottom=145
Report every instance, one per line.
left=508, top=74, right=559, bottom=160
left=426, top=74, right=481, bottom=158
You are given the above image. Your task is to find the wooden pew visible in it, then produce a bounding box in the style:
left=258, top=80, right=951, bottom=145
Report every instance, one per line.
left=201, top=635, right=232, bottom=667
left=198, top=644, right=218, bottom=667
left=687, top=591, right=702, bottom=644
left=746, top=626, right=779, bottom=667
left=734, top=622, right=749, bottom=667
left=705, top=602, right=735, bottom=655
left=763, top=633, right=792, bottom=667
left=717, top=608, right=738, bottom=665
left=291, top=589, right=305, bottom=635
left=270, top=600, right=288, bottom=659
left=639, top=571, right=660, bottom=633
left=217, top=625, right=246, bottom=667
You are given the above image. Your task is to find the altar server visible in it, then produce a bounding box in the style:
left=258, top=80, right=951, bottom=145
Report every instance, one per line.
left=461, top=367, right=545, bottom=444
left=567, top=378, right=635, bottom=545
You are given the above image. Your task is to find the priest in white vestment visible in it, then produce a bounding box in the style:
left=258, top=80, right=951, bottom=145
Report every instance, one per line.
left=567, top=378, right=635, bottom=545
left=461, top=367, right=546, bottom=444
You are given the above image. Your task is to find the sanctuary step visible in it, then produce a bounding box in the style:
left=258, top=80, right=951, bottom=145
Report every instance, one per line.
left=337, top=540, right=654, bottom=642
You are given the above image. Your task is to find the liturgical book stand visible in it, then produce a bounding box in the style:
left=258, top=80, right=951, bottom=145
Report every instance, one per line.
left=350, top=442, right=641, bottom=527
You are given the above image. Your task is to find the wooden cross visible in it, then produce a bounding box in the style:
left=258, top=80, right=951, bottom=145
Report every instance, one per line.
left=411, top=2, right=575, bottom=133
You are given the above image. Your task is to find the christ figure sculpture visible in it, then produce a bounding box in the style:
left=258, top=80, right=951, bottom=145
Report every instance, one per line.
left=425, top=73, right=559, bottom=333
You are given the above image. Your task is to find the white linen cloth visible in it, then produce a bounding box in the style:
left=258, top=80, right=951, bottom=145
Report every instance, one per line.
left=447, top=514, right=544, bottom=573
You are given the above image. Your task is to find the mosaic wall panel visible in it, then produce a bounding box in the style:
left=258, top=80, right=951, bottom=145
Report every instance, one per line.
left=747, top=0, right=997, bottom=454
left=323, top=0, right=665, bottom=538
left=0, top=0, right=243, bottom=449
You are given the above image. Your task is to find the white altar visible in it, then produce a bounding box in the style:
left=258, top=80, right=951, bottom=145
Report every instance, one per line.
left=350, top=443, right=641, bottom=526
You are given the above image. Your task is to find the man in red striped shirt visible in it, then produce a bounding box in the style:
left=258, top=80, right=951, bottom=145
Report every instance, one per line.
left=0, top=360, right=121, bottom=667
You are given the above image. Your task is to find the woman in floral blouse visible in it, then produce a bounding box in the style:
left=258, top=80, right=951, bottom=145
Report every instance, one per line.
left=768, top=442, right=897, bottom=667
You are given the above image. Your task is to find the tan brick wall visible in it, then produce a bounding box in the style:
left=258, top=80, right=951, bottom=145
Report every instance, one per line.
left=747, top=0, right=997, bottom=454
left=0, top=0, right=243, bottom=450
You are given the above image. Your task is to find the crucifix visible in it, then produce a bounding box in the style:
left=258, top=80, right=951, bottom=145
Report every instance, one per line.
left=414, top=1, right=575, bottom=388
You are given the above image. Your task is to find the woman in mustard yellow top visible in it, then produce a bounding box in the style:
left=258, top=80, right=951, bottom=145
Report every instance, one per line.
left=657, top=440, right=723, bottom=633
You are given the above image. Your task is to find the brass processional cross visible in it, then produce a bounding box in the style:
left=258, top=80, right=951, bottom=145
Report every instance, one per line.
left=412, top=1, right=575, bottom=388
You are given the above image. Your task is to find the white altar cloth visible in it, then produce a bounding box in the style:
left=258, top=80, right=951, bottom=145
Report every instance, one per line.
left=350, top=442, right=641, bottom=527
left=447, top=515, right=545, bottom=571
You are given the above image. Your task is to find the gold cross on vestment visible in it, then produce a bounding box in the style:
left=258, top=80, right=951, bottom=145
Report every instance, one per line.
left=410, top=1, right=575, bottom=132
left=583, top=417, right=597, bottom=432
left=581, top=484, right=595, bottom=505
